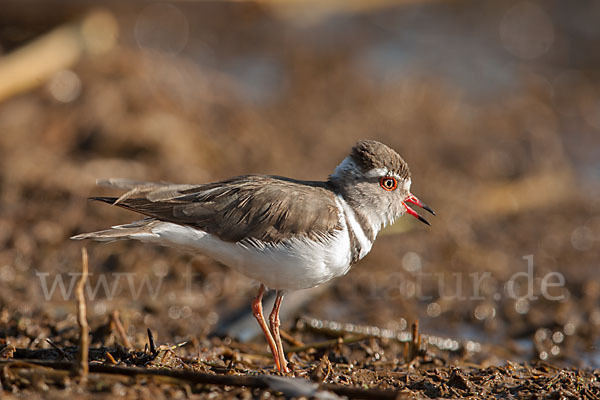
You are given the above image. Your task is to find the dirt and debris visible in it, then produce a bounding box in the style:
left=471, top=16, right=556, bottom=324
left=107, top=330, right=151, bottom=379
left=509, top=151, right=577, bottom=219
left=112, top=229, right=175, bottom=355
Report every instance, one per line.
left=1, top=0, right=600, bottom=398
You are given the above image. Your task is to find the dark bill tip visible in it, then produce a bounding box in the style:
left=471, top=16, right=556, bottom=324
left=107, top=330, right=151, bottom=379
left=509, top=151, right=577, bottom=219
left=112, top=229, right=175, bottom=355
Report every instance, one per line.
left=403, top=202, right=432, bottom=226
left=422, top=203, right=436, bottom=216
left=417, top=213, right=432, bottom=226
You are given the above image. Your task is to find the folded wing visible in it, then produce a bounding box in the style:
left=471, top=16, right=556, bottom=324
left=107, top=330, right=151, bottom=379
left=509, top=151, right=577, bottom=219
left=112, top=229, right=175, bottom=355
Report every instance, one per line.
left=82, top=176, right=342, bottom=244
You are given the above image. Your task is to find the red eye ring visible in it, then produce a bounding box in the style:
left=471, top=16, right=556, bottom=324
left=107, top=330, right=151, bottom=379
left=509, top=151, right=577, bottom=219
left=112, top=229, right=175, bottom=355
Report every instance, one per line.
left=379, top=176, right=398, bottom=191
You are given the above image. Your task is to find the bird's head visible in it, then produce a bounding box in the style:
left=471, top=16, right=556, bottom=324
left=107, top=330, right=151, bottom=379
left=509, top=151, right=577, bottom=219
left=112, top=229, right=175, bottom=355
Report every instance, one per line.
left=329, top=139, right=435, bottom=229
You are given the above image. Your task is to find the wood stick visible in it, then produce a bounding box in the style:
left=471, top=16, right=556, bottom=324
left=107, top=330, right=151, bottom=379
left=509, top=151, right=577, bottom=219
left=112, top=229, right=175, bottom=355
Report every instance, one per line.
left=111, top=310, right=133, bottom=349
left=411, top=320, right=419, bottom=360
left=104, top=351, right=118, bottom=365
left=45, top=339, right=68, bottom=360
left=147, top=328, right=157, bottom=355
left=283, top=335, right=368, bottom=355
left=71, top=248, right=89, bottom=382
left=297, top=316, right=473, bottom=353
left=0, top=359, right=400, bottom=399
left=279, top=328, right=305, bottom=347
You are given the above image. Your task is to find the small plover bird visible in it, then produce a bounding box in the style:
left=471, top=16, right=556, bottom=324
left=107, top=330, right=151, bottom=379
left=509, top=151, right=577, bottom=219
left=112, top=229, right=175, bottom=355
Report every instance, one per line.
left=72, top=139, right=434, bottom=373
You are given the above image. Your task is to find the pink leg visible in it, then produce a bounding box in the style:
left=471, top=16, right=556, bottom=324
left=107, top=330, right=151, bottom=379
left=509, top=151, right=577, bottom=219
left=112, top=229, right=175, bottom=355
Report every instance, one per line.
left=269, top=290, right=289, bottom=374
left=251, top=284, right=282, bottom=371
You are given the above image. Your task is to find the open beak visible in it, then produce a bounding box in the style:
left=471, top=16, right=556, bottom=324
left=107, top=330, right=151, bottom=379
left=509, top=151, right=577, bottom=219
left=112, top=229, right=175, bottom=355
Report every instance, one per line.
left=403, top=193, right=436, bottom=226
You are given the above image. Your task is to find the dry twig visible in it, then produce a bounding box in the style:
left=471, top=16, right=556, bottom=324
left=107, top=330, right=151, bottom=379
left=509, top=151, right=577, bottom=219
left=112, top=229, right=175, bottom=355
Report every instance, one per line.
left=0, top=359, right=400, bottom=399
left=147, top=328, right=157, bottom=355
left=297, top=316, right=482, bottom=354
left=71, top=248, right=89, bottom=382
left=284, top=335, right=369, bottom=355
left=45, top=339, right=68, bottom=360
left=280, top=329, right=305, bottom=347
left=111, top=310, right=133, bottom=349
left=104, top=351, right=118, bottom=365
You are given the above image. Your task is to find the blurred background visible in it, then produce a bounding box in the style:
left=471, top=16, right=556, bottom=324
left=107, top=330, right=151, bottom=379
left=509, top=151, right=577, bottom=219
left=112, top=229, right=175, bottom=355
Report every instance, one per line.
left=0, top=0, right=599, bottom=368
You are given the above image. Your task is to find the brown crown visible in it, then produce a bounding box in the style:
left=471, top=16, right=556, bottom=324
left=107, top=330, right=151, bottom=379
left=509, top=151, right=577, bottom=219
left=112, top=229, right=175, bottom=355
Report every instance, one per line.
left=350, top=140, right=411, bottom=179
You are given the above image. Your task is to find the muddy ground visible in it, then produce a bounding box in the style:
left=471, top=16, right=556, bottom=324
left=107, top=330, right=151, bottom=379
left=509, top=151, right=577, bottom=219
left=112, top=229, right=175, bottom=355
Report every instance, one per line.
left=1, top=1, right=600, bottom=398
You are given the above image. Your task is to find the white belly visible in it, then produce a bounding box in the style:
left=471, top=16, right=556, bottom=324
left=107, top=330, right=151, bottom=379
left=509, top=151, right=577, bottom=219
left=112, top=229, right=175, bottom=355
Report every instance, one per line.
left=134, top=222, right=353, bottom=290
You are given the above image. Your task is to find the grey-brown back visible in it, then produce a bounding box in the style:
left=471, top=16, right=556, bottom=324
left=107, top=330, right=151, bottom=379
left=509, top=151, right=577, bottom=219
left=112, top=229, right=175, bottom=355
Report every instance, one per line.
left=93, top=176, right=343, bottom=244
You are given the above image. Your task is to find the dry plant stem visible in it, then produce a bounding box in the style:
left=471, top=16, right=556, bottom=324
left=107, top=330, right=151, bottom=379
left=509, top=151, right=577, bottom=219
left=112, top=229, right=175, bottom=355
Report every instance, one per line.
left=284, top=335, right=369, bottom=355
left=251, top=284, right=282, bottom=371
left=147, top=328, right=157, bottom=355
left=269, top=291, right=290, bottom=374
left=297, top=316, right=479, bottom=354
left=111, top=310, right=133, bottom=349
left=45, top=339, right=67, bottom=360
left=0, top=360, right=400, bottom=400
left=279, top=329, right=305, bottom=347
left=104, top=351, right=118, bottom=365
left=71, top=248, right=89, bottom=382
left=411, top=320, right=420, bottom=360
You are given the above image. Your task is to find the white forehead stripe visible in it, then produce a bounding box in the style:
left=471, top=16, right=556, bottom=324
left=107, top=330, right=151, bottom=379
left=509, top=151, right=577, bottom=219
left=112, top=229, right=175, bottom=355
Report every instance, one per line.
left=332, top=156, right=405, bottom=182
left=363, top=168, right=387, bottom=178
left=364, top=168, right=403, bottom=181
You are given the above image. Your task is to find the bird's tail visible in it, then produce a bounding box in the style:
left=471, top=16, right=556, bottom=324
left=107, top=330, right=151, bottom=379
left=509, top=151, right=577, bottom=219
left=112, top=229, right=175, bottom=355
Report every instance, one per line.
left=71, top=178, right=200, bottom=242
left=70, top=219, right=159, bottom=242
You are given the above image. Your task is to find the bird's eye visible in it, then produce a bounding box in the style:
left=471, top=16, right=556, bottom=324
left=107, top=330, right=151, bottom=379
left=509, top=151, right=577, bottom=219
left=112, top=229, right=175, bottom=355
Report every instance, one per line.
left=379, top=176, right=398, bottom=191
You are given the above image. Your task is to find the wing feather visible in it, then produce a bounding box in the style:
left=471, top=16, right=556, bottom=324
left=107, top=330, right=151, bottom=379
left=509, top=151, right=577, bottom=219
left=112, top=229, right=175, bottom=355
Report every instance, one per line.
left=93, top=175, right=342, bottom=243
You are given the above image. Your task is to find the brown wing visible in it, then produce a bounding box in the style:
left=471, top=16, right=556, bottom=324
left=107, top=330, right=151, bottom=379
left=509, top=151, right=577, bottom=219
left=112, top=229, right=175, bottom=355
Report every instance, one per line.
left=93, top=175, right=342, bottom=243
